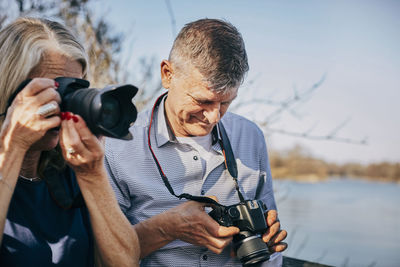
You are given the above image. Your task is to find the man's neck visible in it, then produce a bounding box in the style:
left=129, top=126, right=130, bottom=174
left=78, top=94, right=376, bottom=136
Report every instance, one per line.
left=164, top=96, right=182, bottom=137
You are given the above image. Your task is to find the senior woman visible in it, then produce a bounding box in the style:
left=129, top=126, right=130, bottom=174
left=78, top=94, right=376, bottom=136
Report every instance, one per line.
left=0, top=18, right=139, bottom=266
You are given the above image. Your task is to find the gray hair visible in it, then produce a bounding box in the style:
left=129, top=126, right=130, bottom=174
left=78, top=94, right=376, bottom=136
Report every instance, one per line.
left=0, top=17, right=88, bottom=175
left=0, top=17, right=88, bottom=120
left=169, top=18, right=249, bottom=93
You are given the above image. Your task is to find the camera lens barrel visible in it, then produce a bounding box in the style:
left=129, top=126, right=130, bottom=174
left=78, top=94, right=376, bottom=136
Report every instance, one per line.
left=55, top=77, right=138, bottom=140
left=209, top=200, right=270, bottom=266
left=234, top=233, right=270, bottom=266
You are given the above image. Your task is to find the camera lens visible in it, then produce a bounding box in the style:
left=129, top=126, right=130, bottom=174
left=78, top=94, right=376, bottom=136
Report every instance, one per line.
left=234, top=231, right=270, bottom=266
left=100, top=95, right=120, bottom=129
left=57, top=77, right=138, bottom=139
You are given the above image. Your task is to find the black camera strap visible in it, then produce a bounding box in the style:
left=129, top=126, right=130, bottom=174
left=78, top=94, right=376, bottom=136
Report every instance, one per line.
left=0, top=79, right=32, bottom=117
left=218, top=122, right=245, bottom=203
left=148, top=92, right=245, bottom=207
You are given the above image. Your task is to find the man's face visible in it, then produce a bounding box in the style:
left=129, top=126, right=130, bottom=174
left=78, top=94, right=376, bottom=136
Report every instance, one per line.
left=162, top=60, right=238, bottom=137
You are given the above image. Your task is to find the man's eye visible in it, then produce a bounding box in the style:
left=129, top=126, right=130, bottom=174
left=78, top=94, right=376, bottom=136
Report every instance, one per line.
left=196, top=100, right=210, bottom=105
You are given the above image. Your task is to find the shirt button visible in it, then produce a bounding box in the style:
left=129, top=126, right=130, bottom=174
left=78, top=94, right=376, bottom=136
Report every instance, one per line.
left=193, top=155, right=198, bottom=160
left=202, top=254, right=208, bottom=261
left=201, top=190, right=205, bottom=195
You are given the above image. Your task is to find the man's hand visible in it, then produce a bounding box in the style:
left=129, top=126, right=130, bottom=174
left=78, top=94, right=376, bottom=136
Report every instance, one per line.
left=134, top=198, right=240, bottom=258
left=164, top=199, right=240, bottom=254
left=262, top=210, right=288, bottom=252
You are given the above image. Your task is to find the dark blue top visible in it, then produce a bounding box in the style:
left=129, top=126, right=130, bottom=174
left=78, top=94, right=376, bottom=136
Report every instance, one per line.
left=0, top=168, right=94, bottom=266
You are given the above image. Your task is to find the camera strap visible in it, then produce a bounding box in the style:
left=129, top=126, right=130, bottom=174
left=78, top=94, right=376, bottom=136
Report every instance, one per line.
left=0, top=79, right=32, bottom=117
left=218, top=122, right=245, bottom=203
left=148, top=92, right=245, bottom=207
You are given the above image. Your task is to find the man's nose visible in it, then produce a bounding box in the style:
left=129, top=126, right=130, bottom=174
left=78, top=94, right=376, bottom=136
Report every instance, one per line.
left=204, top=105, right=220, bottom=124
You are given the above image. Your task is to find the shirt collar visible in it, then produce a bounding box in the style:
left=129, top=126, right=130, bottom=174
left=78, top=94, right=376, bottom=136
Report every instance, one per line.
left=155, top=94, right=174, bottom=147
left=153, top=93, right=222, bottom=149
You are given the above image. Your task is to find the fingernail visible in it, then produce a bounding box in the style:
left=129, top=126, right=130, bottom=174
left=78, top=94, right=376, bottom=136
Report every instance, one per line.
left=72, top=115, right=78, bottom=123
left=66, top=112, right=72, bottom=120
left=55, top=81, right=59, bottom=88
left=60, top=112, right=65, bottom=120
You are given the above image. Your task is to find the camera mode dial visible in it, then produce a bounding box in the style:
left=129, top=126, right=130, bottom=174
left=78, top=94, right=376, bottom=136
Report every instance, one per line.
left=227, top=207, right=240, bottom=219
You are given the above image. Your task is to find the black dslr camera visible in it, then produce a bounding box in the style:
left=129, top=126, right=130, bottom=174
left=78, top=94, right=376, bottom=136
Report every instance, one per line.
left=209, top=200, right=270, bottom=266
left=11, top=77, right=138, bottom=140
left=54, top=77, right=138, bottom=140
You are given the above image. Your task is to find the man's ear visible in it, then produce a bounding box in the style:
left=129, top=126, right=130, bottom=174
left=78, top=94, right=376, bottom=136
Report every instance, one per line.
left=161, top=60, right=173, bottom=89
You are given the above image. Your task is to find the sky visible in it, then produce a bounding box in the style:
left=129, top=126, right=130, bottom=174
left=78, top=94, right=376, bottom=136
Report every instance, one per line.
left=92, top=0, right=400, bottom=164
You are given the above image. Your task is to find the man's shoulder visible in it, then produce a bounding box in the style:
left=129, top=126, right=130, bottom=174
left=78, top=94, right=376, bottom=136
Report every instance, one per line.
left=105, top=108, right=151, bottom=151
left=132, top=107, right=152, bottom=129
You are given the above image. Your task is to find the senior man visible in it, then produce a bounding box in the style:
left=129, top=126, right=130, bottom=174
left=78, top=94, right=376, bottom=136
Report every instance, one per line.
left=105, top=18, right=287, bottom=266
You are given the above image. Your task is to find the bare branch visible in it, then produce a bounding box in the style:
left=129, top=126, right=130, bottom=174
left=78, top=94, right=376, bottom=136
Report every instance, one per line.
left=165, top=0, right=176, bottom=38
left=265, top=74, right=326, bottom=122
left=326, top=117, right=351, bottom=138
left=267, top=128, right=368, bottom=145
left=231, top=73, right=366, bottom=145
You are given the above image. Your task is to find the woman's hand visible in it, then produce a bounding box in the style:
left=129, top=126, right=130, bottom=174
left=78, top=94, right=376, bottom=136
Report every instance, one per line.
left=1, top=78, right=60, bottom=151
left=59, top=112, right=105, bottom=180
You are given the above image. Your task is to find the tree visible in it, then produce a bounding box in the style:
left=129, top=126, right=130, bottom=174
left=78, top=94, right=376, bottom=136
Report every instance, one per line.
left=1, top=0, right=163, bottom=107
left=1, top=0, right=364, bottom=146
left=163, top=0, right=366, bottom=146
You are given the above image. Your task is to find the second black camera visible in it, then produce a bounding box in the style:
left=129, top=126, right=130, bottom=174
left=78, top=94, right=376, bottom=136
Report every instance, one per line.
left=209, top=199, right=270, bottom=266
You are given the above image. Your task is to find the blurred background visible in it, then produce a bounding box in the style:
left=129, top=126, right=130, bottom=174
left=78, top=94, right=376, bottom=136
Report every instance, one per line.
left=1, top=0, right=399, bottom=266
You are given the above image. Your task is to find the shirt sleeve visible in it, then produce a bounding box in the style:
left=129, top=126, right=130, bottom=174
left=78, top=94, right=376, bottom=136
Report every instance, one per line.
left=255, top=133, right=277, bottom=211
left=104, top=146, right=131, bottom=214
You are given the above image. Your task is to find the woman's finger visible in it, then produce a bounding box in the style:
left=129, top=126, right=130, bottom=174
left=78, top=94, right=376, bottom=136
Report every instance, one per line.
left=60, top=113, right=89, bottom=160
left=72, top=114, right=103, bottom=153
left=21, top=78, right=58, bottom=97
left=35, top=100, right=61, bottom=118
left=34, top=87, right=62, bottom=106
left=41, top=114, right=62, bottom=130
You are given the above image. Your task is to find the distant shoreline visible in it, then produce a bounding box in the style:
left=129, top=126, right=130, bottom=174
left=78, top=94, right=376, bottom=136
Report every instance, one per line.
left=273, top=175, right=400, bottom=184
left=270, top=146, right=400, bottom=184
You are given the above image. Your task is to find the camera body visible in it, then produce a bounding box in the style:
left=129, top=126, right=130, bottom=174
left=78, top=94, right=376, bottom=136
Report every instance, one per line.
left=209, top=200, right=270, bottom=266
left=209, top=200, right=267, bottom=232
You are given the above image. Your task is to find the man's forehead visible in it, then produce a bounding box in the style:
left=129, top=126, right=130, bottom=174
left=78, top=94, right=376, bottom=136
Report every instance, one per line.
left=190, top=86, right=238, bottom=101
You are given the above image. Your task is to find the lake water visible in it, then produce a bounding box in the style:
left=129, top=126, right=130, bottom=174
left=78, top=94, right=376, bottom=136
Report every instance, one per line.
left=273, top=177, right=400, bottom=267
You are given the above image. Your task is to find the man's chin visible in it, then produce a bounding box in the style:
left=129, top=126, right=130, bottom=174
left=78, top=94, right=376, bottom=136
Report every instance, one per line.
left=185, top=125, right=214, bottom=137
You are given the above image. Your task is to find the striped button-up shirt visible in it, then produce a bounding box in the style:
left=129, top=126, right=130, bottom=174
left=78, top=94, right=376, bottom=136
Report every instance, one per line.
left=105, top=95, right=281, bottom=266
